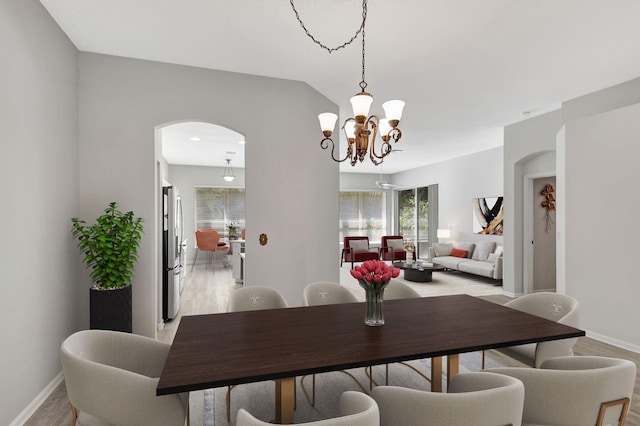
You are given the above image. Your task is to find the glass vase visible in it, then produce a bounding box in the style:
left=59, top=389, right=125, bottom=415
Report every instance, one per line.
left=363, top=282, right=389, bottom=326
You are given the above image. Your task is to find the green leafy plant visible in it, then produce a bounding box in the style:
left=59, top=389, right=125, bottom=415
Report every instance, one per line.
left=71, top=202, right=144, bottom=289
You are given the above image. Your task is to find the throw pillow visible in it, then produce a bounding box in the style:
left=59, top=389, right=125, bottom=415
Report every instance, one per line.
left=472, top=241, right=497, bottom=261
left=387, top=239, right=405, bottom=252
left=349, top=239, right=369, bottom=253
left=487, top=253, right=500, bottom=264
left=450, top=248, right=468, bottom=258
left=454, top=242, right=475, bottom=258
left=433, top=243, right=453, bottom=257
left=494, top=245, right=504, bottom=257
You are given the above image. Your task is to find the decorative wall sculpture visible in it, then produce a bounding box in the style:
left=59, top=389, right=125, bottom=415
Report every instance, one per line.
left=472, top=196, right=504, bottom=235
left=540, top=184, right=555, bottom=232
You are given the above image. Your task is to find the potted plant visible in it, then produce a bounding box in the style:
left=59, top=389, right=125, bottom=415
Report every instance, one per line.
left=71, top=202, right=144, bottom=332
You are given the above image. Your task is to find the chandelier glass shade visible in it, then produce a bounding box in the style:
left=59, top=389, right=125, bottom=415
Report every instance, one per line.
left=222, top=159, right=235, bottom=182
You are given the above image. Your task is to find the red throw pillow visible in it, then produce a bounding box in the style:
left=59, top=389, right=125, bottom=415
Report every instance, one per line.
left=450, top=248, right=468, bottom=258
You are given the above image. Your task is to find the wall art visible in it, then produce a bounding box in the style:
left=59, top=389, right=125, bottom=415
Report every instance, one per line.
left=472, top=196, right=504, bottom=235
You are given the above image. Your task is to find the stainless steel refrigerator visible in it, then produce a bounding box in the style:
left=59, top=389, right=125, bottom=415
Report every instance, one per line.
left=163, top=185, right=184, bottom=321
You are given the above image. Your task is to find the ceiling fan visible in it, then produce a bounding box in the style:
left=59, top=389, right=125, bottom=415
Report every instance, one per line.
left=375, top=163, right=400, bottom=189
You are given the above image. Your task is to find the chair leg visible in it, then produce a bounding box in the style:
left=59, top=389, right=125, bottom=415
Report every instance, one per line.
left=226, top=385, right=232, bottom=422
left=186, top=400, right=190, bottom=426
left=482, top=350, right=486, bottom=369
left=69, top=403, right=78, bottom=426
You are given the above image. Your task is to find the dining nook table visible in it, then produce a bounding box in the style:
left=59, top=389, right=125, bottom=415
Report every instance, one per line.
left=157, top=293, right=584, bottom=424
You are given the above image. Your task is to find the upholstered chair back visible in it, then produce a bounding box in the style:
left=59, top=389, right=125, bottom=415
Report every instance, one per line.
left=303, top=282, right=359, bottom=306
left=384, top=279, right=420, bottom=300
left=236, top=391, right=379, bottom=426
left=60, top=330, right=189, bottom=426
left=498, top=292, right=580, bottom=367
left=372, top=372, right=524, bottom=426
left=488, top=356, right=636, bottom=426
left=227, top=285, right=289, bottom=312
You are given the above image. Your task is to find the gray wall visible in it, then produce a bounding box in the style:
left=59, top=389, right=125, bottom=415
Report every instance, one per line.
left=78, top=53, right=339, bottom=337
left=563, top=102, right=640, bottom=348
left=0, top=1, right=80, bottom=424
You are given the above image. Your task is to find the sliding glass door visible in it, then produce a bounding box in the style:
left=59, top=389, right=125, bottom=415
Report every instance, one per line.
left=397, top=185, right=436, bottom=258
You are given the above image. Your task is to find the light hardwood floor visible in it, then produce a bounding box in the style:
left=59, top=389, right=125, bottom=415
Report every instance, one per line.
left=24, top=263, right=640, bottom=425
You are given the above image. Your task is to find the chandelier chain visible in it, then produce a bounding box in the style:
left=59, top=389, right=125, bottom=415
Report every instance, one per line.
left=289, top=0, right=368, bottom=54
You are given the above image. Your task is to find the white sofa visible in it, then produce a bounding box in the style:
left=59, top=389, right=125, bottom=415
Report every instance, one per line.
left=428, top=241, right=503, bottom=280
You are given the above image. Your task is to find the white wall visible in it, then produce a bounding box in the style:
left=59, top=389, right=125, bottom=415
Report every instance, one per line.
left=563, top=102, right=640, bottom=349
left=504, top=110, right=563, bottom=295
left=78, top=53, right=339, bottom=337
left=0, top=1, right=80, bottom=424
left=393, top=147, right=504, bottom=246
left=506, top=77, right=640, bottom=350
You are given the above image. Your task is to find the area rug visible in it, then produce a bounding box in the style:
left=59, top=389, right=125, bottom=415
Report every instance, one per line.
left=189, top=351, right=526, bottom=425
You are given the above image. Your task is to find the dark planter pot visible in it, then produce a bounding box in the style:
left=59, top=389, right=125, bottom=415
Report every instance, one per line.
left=90, top=284, right=132, bottom=333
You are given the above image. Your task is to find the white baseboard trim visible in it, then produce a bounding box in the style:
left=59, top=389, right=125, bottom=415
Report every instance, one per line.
left=10, top=371, right=64, bottom=426
left=585, top=330, right=640, bottom=354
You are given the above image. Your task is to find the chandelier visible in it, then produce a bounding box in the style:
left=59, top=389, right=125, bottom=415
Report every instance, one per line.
left=291, top=0, right=405, bottom=166
left=222, top=159, right=235, bottom=182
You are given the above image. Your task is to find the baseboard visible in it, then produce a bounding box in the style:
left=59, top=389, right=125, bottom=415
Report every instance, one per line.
left=10, top=371, right=64, bottom=426
left=586, top=330, right=640, bottom=354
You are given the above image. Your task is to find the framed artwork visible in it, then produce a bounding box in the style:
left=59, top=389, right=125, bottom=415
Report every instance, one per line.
left=472, top=196, right=504, bottom=235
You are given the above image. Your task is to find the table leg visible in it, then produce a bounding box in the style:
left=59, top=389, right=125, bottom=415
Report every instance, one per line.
left=446, top=354, right=460, bottom=391
left=431, top=356, right=443, bottom=392
left=275, top=377, right=295, bottom=424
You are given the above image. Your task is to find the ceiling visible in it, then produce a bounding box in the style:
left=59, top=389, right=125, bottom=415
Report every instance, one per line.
left=40, top=0, right=640, bottom=174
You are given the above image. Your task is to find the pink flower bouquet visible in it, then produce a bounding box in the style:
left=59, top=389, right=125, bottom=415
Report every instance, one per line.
left=350, top=260, right=400, bottom=290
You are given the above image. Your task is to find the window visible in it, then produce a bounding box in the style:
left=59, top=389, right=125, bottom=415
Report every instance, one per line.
left=195, top=187, right=245, bottom=236
left=340, top=191, right=386, bottom=242
left=398, top=187, right=429, bottom=256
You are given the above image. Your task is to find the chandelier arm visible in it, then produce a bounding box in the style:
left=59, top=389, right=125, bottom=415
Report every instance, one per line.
left=320, top=137, right=350, bottom=163
left=366, top=116, right=388, bottom=161
left=389, top=128, right=402, bottom=143
left=289, top=0, right=367, bottom=54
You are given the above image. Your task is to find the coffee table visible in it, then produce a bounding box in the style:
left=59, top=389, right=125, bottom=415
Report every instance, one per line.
left=394, top=261, right=443, bottom=282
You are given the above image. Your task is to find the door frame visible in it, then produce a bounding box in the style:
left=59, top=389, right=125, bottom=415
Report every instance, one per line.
left=523, top=171, right=556, bottom=295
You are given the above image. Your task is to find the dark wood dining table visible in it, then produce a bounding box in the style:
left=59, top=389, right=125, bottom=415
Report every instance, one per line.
left=157, top=293, right=584, bottom=424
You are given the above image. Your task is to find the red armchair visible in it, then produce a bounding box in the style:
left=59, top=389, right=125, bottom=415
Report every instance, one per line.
left=341, top=236, right=379, bottom=268
left=380, top=236, right=415, bottom=262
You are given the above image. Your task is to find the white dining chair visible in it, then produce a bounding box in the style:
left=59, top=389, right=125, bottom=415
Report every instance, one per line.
left=484, top=292, right=580, bottom=368
left=236, top=391, right=379, bottom=426
left=60, top=330, right=189, bottom=426
left=301, top=282, right=367, bottom=406
left=383, top=279, right=421, bottom=300
left=487, top=356, right=636, bottom=426
left=226, top=286, right=289, bottom=421
left=371, top=371, right=524, bottom=426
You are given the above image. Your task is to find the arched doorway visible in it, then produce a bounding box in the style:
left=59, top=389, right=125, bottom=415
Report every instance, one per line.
left=155, top=120, right=245, bottom=328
